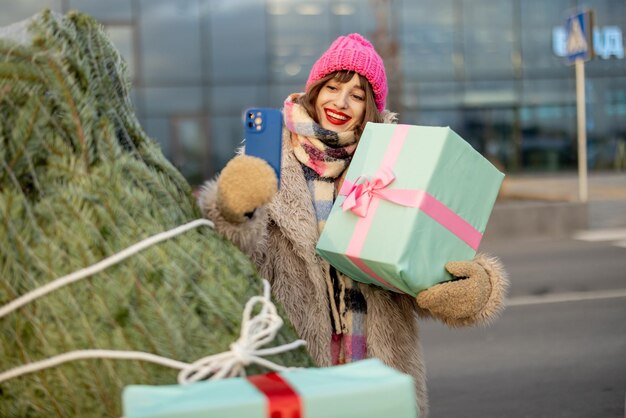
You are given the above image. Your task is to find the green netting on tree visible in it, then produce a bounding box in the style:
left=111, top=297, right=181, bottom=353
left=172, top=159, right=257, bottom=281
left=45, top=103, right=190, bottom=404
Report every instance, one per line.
left=0, top=10, right=312, bottom=418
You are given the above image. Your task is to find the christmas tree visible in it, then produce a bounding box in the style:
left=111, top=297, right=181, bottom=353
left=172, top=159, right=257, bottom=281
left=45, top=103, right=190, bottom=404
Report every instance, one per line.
left=0, top=10, right=312, bottom=417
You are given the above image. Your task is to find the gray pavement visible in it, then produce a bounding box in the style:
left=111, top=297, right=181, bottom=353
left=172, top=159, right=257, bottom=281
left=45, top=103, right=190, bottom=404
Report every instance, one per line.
left=423, top=229, right=626, bottom=418
left=422, top=296, right=626, bottom=418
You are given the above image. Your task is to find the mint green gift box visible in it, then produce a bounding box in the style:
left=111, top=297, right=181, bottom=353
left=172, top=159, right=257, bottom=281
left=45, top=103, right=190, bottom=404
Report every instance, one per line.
left=316, top=123, right=504, bottom=296
left=122, top=359, right=418, bottom=418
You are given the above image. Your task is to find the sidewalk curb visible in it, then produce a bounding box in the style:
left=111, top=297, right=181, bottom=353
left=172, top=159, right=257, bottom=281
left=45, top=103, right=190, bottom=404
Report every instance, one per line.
left=485, top=200, right=589, bottom=241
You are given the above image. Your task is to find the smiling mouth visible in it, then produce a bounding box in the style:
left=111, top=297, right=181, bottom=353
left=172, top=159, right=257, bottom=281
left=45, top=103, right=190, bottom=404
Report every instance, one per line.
left=324, top=108, right=352, bottom=125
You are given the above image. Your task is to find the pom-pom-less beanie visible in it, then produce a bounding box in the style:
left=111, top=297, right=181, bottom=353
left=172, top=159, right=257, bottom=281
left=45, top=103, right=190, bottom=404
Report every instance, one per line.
left=306, top=33, right=388, bottom=112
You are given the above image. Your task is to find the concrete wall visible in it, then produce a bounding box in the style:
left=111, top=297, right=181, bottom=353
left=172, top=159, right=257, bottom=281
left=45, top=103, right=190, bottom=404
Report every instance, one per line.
left=484, top=201, right=589, bottom=241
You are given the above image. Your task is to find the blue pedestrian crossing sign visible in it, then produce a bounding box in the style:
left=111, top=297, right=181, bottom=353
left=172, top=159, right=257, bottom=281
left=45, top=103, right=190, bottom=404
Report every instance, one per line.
left=565, top=10, right=594, bottom=63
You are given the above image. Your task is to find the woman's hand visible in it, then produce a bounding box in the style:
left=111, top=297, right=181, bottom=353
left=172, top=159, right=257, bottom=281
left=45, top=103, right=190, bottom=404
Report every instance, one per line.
left=216, top=155, right=278, bottom=223
left=416, top=255, right=508, bottom=327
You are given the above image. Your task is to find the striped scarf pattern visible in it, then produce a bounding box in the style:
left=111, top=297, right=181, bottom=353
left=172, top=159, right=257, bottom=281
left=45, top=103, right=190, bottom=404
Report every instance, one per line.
left=284, top=93, right=368, bottom=364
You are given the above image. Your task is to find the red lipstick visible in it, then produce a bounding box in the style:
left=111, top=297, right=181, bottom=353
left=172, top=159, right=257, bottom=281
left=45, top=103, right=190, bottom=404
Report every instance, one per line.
left=324, top=108, right=352, bottom=126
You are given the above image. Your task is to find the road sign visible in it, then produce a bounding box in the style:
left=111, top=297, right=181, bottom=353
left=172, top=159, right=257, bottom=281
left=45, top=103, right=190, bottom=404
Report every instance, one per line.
left=565, top=10, right=594, bottom=63
left=564, top=9, right=594, bottom=202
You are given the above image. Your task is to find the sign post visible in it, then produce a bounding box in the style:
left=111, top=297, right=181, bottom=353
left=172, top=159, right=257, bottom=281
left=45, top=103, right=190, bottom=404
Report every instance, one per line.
left=565, top=10, right=593, bottom=202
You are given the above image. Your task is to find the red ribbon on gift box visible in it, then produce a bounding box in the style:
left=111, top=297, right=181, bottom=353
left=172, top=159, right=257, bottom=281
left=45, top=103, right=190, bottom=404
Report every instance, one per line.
left=248, top=372, right=303, bottom=418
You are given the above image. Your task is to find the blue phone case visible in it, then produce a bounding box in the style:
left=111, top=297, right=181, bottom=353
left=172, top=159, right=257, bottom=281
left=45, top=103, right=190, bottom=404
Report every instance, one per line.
left=244, top=108, right=283, bottom=187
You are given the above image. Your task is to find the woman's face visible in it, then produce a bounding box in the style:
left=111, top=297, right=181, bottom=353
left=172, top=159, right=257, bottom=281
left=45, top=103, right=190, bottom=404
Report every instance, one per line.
left=315, top=73, right=366, bottom=133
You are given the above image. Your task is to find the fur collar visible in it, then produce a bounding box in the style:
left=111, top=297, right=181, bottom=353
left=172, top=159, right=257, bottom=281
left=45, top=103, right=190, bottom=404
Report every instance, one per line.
left=268, top=114, right=398, bottom=256
left=268, top=128, right=321, bottom=258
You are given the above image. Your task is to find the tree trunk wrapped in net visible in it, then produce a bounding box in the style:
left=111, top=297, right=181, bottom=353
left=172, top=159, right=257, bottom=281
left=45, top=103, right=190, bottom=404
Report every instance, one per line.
left=0, top=10, right=312, bottom=417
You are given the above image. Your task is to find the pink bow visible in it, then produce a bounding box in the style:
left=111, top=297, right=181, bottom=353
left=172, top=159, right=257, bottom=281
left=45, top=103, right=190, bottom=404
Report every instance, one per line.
left=340, top=167, right=420, bottom=217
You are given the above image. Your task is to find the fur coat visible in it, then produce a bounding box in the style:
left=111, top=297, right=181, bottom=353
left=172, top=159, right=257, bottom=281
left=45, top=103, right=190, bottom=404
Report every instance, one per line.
left=198, top=116, right=508, bottom=418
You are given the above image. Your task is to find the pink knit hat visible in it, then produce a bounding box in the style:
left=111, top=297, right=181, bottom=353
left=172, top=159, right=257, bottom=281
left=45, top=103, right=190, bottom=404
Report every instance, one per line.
left=306, top=33, right=388, bottom=112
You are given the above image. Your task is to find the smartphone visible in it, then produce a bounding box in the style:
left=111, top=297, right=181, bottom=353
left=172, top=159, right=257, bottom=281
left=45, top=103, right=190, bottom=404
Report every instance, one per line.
left=243, top=107, right=283, bottom=187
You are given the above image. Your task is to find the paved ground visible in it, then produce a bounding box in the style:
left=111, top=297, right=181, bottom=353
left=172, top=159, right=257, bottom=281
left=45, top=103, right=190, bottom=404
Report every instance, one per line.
left=422, top=296, right=626, bottom=418
left=422, top=221, right=626, bottom=418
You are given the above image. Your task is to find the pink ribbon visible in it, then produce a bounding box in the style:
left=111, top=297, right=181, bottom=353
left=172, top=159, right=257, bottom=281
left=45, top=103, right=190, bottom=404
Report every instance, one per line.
left=340, top=167, right=422, bottom=218
left=339, top=167, right=483, bottom=252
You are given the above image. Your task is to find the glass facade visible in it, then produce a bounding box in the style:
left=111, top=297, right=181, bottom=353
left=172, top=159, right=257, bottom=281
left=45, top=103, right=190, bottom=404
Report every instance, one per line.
left=2, top=0, right=625, bottom=184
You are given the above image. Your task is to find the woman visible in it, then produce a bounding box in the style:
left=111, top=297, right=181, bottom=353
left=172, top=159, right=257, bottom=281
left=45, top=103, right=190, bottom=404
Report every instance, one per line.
left=198, top=33, right=508, bottom=417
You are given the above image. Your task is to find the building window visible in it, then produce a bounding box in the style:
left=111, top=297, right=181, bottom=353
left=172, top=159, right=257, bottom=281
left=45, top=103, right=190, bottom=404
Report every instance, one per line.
left=105, top=25, right=136, bottom=81
left=171, top=116, right=210, bottom=185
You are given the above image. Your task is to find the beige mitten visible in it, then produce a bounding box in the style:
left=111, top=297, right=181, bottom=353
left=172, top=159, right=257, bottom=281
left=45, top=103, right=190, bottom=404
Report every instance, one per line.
left=416, top=259, right=494, bottom=326
left=217, top=155, right=278, bottom=223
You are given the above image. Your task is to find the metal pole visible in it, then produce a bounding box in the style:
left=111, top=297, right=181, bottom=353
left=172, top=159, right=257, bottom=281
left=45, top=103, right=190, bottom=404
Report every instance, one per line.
left=575, top=58, right=588, bottom=202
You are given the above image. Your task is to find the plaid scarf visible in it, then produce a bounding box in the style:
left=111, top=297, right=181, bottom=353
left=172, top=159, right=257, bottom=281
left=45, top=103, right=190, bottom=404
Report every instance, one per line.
left=284, top=93, right=368, bottom=364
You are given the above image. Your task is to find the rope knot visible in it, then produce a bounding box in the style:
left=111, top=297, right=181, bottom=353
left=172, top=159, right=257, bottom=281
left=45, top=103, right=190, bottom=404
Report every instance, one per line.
left=229, top=341, right=253, bottom=366
left=176, top=280, right=307, bottom=384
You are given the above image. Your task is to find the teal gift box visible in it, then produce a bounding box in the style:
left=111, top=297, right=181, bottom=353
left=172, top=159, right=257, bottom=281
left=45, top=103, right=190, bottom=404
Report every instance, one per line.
left=122, top=359, right=418, bottom=418
left=316, top=123, right=504, bottom=296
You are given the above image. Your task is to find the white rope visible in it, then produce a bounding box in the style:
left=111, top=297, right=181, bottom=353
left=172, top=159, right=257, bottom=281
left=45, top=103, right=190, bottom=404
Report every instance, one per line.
left=0, top=219, right=214, bottom=319
left=0, top=350, right=189, bottom=383
left=176, top=280, right=306, bottom=384
left=0, top=280, right=306, bottom=384
left=0, top=219, right=306, bottom=385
